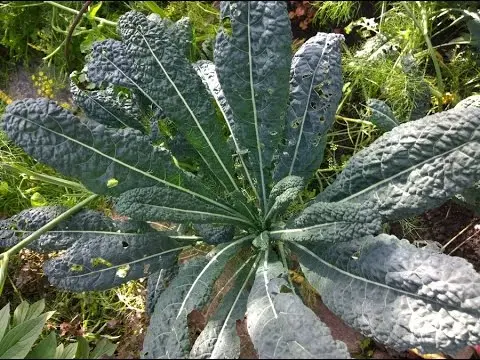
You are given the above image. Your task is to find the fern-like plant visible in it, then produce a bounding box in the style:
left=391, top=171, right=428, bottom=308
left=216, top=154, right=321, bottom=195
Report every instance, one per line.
left=1, top=2, right=480, bottom=358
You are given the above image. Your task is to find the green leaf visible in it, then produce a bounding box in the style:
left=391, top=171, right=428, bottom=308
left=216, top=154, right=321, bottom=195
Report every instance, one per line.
left=270, top=201, right=382, bottom=243
left=55, top=344, right=64, bottom=359
left=43, top=229, right=187, bottom=291
left=75, top=336, right=90, bottom=359
left=293, top=234, right=480, bottom=353
left=58, top=342, right=77, bottom=359
left=26, top=332, right=56, bottom=359
left=86, top=12, right=238, bottom=193
left=24, top=299, right=46, bottom=322
left=87, top=2, right=102, bottom=20
left=366, top=98, right=399, bottom=132
left=0, top=311, right=54, bottom=359
left=12, top=301, right=29, bottom=328
left=0, top=304, right=10, bottom=342
left=316, top=107, right=480, bottom=221
left=215, top=1, right=292, bottom=211
left=0, top=182, right=8, bottom=197
left=274, top=33, right=344, bottom=181
left=246, top=252, right=350, bottom=358
left=89, top=338, right=117, bottom=359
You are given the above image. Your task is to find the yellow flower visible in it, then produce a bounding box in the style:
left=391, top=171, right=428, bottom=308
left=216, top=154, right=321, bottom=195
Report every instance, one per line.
left=39, top=71, right=44, bottom=77
left=31, top=75, right=36, bottom=80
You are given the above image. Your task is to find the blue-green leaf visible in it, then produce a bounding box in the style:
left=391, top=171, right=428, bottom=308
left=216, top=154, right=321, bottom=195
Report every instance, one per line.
left=2, top=99, right=241, bottom=221
left=215, top=1, right=292, bottom=211
left=246, top=252, right=350, bottom=359
left=293, top=234, right=480, bottom=353
left=266, top=175, right=304, bottom=221
left=115, top=186, right=253, bottom=226
left=142, top=237, right=251, bottom=358
left=70, top=78, right=145, bottom=132
left=274, top=33, right=344, bottom=181
left=87, top=12, right=238, bottom=193
left=43, top=230, right=187, bottom=291
left=192, top=224, right=235, bottom=245
left=270, top=201, right=381, bottom=243
left=316, top=107, right=480, bottom=221
left=189, top=254, right=258, bottom=359
left=366, top=98, right=399, bottom=132
left=146, top=267, right=178, bottom=316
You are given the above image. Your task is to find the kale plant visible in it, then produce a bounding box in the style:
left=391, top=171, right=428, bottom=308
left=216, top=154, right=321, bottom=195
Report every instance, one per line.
left=1, top=2, right=480, bottom=358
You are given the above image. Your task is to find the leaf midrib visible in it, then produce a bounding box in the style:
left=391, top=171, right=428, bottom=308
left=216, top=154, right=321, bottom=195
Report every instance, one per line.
left=247, top=2, right=268, bottom=214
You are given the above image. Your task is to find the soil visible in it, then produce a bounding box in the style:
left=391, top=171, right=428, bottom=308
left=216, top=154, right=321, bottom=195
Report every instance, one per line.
left=390, top=200, right=480, bottom=272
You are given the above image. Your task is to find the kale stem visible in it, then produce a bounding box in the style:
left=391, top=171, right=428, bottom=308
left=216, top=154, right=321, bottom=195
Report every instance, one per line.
left=0, top=194, right=98, bottom=260
left=1, top=164, right=88, bottom=192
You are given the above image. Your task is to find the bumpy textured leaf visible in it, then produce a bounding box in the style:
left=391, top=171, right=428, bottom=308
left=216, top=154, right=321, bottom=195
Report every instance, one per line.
left=192, top=59, right=260, bottom=196
left=146, top=14, right=193, bottom=59
left=3, top=99, right=172, bottom=195
left=0, top=206, right=113, bottom=251
left=246, top=254, right=349, bottom=359
left=215, top=1, right=292, bottom=209
left=294, top=234, right=480, bottom=353
left=266, top=175, right=304, bottom=221
left=142, top=238, right=250, bottom=358
left=115, top=186, right=252, bottom=226
left=192, top=224, right=235, bottom=245
left=2, top=99, right=240, bottom=220
left=192, top=60, right=235, bottom=131
left=366, top=98, right=399, bottom=132
left=189, top=255, right=256, bottom=359
left=142, top=258, right=207, bottom=359
left=86, top=11, right=238, bottom=193
left=456, top=95, right=480, bottom=109
left=70, top=79, right=145, bottom=131
left=43, top=229, right=185, bottom=291
left=274, top=33, right=343, bottom=181
left=316, top=107, right=480, bottom=221
left=146, top=267, right=179, bottom=316
left=270, top=201, right=382, bottom=243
